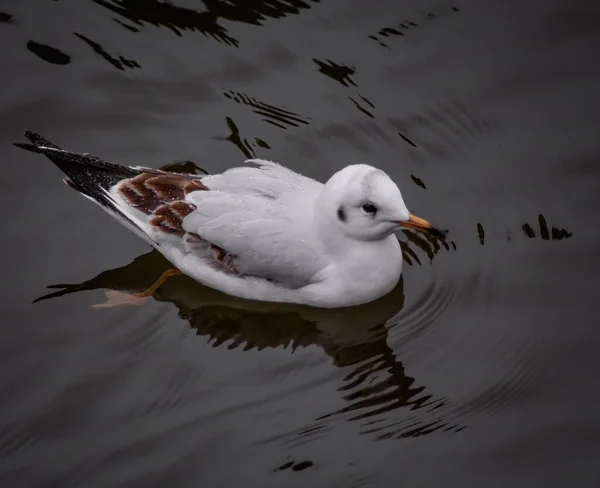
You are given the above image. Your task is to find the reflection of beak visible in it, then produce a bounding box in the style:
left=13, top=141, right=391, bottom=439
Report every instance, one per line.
left=397, top=213, right=447, bottom=238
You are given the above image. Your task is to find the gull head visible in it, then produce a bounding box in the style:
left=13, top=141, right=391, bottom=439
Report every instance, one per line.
left=318, top=164, right=444, bottom=242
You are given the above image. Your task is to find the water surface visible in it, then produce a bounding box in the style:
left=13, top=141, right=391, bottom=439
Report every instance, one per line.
left=1, top=0, right=600, bottom=486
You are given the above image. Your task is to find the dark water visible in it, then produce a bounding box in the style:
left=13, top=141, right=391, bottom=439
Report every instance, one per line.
left=2, top=0, right=600, bottom=486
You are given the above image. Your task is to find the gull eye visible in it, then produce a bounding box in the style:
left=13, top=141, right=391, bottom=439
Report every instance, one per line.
left=362, top=203, right=377, bottom=215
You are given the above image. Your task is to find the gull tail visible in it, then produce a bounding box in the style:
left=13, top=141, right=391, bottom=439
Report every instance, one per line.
left=13, top=130, right=156, bottom=244
left=13, top=130, right=141, bottom=204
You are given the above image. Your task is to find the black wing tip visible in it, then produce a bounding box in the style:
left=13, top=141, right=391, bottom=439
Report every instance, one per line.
left=12, top=141, right=60, bottom=156
left=14, top=130, right=62, bottom=151
left=24, top=129, right=39, bottom=140
left=13, top=141, right=36, bottom=151
left=24, top=129, right=57, bottom=145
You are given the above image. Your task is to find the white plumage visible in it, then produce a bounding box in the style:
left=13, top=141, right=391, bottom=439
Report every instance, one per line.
left=15, top=131, right=444, bottom=308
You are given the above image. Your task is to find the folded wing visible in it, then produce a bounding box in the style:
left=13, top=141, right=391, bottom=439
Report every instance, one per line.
left=183, top=190, right=327, bottom=288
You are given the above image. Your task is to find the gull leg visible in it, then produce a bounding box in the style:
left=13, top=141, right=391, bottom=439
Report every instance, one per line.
left=92, top=268, right=184, bottom=309
left=134, top=268, right=183, bottom=298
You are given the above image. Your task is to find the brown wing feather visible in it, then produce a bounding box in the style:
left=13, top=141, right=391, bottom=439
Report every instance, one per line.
left=148, top=200, right=197, bottom=235
left=116, top=172, right=239, bottom=274
left=117, top=173, right=209, bottom=214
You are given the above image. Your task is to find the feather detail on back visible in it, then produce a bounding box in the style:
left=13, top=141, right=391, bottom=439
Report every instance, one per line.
left=200, top=158, right=323, bottom=197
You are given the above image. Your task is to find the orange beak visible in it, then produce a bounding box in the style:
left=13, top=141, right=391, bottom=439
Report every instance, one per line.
left=397, top=213, right=446, bottom=238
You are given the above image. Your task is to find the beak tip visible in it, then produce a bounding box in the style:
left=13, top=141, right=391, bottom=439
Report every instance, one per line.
left=400, top=214, right=448, bottom=238
left=430, top=227, right=448, bottom=239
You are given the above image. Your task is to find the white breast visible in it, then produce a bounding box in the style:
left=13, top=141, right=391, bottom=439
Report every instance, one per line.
left=328, top=235, right=403, bottom=305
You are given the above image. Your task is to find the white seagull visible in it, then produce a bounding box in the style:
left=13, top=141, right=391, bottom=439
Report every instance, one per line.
left=15, top=131, right=445, bottom=308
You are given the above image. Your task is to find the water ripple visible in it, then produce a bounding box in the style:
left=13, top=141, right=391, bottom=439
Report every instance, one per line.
left=392, top=275, right=460, bottom=348
left=389, top=100, right=496, bottom=162
left=223, top=90, right=311, bottom=129
left=0, top=423, right=41, bottom=461
left=446, top=328, right=543, bottom=421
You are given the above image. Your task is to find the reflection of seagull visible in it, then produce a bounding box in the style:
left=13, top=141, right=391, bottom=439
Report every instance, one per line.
left=35, top=251, right=463, bottom=437
left=38, top=249, right=407, bottom=348
left=15, top=131, right=444, bottom=308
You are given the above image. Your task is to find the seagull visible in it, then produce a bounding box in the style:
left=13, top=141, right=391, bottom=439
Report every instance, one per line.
left=14, top=130, right=445, bottom=308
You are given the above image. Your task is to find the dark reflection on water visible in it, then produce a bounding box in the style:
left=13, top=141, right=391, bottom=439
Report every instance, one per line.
left=34, top=248, right=464, bottom=440
left=0, top=12, right=14, bottom=23
left=368, top=4, right=460, bottom=48
left=477, top=222, right=485, bottom=245
left=214, top=117, right=261, bottom=158
left=274, top=459, right=314, bottom=472
left=410, top=174, right=426, bottom=189
left=400, top=228, right=453, bottom=265
left=522, top=214, right=572, bottom=241
left=159, top=160, right=209, bottom=175
left=398, top=131, right=418, bottom=148
left=26, top=40, right=71, bottom=65
left=313, top=59, right=357, bottom=87
left=91, top=0, right=319, bottom=47
left=74, top=33, right=141, bottom=71
left=348, top=96, right=375, bottom=119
